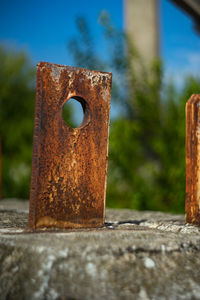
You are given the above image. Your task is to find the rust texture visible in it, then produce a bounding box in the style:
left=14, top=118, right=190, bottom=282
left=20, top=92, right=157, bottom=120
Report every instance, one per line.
left=29, top=62, right=112, bottom=230
left=186, top=94, right=200, bottom=225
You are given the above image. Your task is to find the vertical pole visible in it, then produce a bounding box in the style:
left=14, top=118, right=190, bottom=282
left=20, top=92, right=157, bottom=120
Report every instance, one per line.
left=186, top=94, right=200, bottom=225
left=124, top=0, right=159, bottom=68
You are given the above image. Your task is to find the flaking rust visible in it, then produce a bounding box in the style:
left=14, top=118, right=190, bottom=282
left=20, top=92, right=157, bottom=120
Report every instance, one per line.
left=29, top=62, right=112, bottom=230
left=186, top=94, right=200, bottom=225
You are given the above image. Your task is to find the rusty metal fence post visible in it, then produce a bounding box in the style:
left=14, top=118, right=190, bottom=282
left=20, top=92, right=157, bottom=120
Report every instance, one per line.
left=186, top=94, right=200, bottom=225
left=29, top=62, right=112, bottom=230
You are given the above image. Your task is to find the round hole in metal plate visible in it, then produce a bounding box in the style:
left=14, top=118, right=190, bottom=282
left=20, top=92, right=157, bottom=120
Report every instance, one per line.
left=62, top=96, right=89, bottom=128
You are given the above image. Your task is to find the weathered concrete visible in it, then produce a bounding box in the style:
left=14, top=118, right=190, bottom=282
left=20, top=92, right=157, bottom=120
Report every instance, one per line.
left=1, top=199, right=200, bottom=300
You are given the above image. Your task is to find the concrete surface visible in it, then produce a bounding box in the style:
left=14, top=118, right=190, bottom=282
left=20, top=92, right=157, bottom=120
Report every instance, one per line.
left=0, top=199, right=200, bottom=300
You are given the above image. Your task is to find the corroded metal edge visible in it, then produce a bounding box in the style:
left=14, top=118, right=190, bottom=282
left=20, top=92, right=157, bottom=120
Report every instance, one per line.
left=186, top=94, right=200, bottom=225
left=28, top=66, right=42, bottom=229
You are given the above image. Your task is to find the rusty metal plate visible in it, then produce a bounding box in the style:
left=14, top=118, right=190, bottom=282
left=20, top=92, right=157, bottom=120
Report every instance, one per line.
left=186, top=94, right=200, bottom=225
left=29, top=62, right=112, bottom=230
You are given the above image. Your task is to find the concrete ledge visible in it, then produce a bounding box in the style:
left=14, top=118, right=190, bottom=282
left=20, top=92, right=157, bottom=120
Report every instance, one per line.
left=0, top=199, right=200, bottom=300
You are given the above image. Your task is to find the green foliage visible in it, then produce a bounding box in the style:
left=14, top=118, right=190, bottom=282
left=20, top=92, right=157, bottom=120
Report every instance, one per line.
left=68, top=14, right=200, bottom=213
left=0, top=46, right=79, bottom=199
left=0, top=45, right=35, bottom=198
left=1, top=14, right=199, bottom=214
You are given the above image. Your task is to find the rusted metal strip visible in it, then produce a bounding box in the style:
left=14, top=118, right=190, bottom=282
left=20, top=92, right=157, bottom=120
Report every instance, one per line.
left=186, top=94, right=200, bottom=225
left=29, top=62, right=112, bottom=230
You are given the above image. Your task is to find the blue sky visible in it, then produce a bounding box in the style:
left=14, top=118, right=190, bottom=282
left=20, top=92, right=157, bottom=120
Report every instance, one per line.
left=0, top=0, right=200, bottom=84
left=161, top=0, right=200, bottom=84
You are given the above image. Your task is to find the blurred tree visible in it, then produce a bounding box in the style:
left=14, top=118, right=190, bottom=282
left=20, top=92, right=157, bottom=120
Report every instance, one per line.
left=0, top=45, right=35, bottom=198
left=68, top=14, right=200, bottom=213
left=0, top=45, right=76, bottom=199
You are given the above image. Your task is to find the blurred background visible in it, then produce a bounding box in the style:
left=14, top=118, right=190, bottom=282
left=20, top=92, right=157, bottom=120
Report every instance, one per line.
left=0, top=0, right=200, bottom=213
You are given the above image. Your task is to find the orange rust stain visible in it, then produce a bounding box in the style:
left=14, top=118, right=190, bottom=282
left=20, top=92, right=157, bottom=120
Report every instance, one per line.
left=36, top=216, right=104, bottom=229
